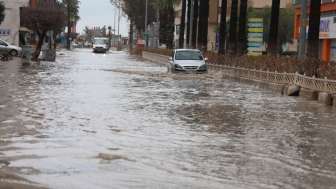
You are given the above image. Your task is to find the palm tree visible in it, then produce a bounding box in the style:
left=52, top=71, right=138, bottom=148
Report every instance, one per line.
left=218, top=0, right=227, bottom=54
left=238, top=0, right=247, bottom=55
left=307, top=0, right=321, bottom=59
left=152, top=0, right=178, bottom=48
left=179, top=0, right=187, bottom=48
left=228, top=0, right=238, bottom=54
left=186, top=0, right=191, bottom=47
left=192, top=0, right=199, bottom=48
left=62, top=0, right=80, bottom=50
left=268, top=0, right=280, bottom=55
left=198, top=0, right=209, bottom=50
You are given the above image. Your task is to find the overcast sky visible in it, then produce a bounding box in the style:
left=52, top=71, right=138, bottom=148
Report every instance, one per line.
left=77, top=0, right=129, bottom=36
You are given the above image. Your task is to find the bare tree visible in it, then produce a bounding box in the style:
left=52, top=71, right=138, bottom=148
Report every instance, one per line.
left=21, top=7, right=66, bottom=61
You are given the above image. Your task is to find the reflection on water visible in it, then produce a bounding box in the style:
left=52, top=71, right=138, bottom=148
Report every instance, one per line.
left=0, top=49, right=336, bottom=189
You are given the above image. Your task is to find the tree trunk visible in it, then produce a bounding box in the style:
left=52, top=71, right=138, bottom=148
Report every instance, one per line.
left=186, top=0, right=191, bottom=47
left=307, top=0, right=321, bottom=59
left=218, top=0, right=227, bottom=54
left=179, top=0, right=187, bottom=48
left=198, top=0, right=209, bottom=51
left=67, top=3, right=71, bottom=50
left=192, top=0, right=199, bottom=48
left=32, top=31, right=46, bottom=61
left=53, top=32, right=57, bottom=50
left=228, top=0, right=238, bottom=55
left=129, top=19, right=134, bottom=52
left=238, top=0, right=247, bottom=55
left=268, top=0, right=280, bottom=55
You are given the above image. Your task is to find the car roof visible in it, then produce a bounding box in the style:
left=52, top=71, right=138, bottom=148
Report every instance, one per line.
left=174, top=49, right=201, bottom=52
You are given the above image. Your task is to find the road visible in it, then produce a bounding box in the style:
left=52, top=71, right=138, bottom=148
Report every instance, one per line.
left=1, top=49, right=336, bottom=189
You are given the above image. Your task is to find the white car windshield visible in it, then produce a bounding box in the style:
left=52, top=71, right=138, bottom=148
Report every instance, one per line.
left=175, top=51, right=203, bottom=60
left=94, top=38, right=107, bottom=45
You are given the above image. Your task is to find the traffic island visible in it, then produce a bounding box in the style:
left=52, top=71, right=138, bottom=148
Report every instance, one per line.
left=300, top=88, right=319, bottom=100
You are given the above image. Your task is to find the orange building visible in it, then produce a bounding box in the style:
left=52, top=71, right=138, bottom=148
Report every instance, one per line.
left=294, top=2, right=336, bottom=62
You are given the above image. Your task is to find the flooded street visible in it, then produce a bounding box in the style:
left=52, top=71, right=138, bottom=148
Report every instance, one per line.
left=1, top=49, right=336, bottom=189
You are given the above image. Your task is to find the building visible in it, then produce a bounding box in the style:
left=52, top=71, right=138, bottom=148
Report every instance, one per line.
left=294, top=1, right=336, bottom=62
left=0, top=0, right=30, bottom=46
left=174, top=0, right=293, bottom=51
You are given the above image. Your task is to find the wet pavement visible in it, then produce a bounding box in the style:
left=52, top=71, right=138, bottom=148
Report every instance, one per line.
left=1, top=49, right=336, bottom=189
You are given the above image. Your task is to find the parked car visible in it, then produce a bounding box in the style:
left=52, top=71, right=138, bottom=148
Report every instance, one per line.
left=92, top=37, right=109, bottom=53
left=0, top=39, right=22, bottom=57
left=169, top=49, right=208, bottom=73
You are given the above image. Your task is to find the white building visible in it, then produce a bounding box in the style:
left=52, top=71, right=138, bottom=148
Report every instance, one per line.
left=0, top=0, right=30, bottom=46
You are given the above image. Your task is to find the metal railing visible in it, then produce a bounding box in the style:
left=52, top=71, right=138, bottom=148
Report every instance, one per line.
left=210, top=64, right=336, bottom=93
left=142, top=51, right=336, bottom=94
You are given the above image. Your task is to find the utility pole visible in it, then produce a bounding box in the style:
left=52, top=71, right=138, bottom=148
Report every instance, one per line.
left=145, top=0, right=149, bottom=47
left=298, top=0, right=307, bottom=59
left=189, top=0, right=194, bottom=48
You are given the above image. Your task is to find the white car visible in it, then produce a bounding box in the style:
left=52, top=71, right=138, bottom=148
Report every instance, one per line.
left=169, top=49, right=208, bottom=73
left=0, top=39, right=22, bottom=57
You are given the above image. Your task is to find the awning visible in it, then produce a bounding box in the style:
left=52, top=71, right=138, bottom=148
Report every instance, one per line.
left=19, top=27, right=32, bottom=32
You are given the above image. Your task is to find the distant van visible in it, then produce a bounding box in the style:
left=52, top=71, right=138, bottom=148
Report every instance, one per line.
left=93, top=37, right=109, bottom=53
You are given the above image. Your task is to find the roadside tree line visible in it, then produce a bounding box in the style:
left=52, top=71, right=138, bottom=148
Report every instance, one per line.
left=113, top=0, right=321, bottom=61
left=20, top=0, right=80, bottom=61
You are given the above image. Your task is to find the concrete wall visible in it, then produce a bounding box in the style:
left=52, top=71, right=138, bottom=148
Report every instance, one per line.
left=0, top=0, right=30, bottom=46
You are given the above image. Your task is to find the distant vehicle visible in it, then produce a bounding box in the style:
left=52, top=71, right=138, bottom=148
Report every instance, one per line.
left=169, top=49, right=208, bottom=73
left=0, top=39, right=22, bottom=57
left=92, top=37, right=109, bottom=53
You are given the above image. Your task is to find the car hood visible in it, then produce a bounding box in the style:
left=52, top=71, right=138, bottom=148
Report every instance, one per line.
left=93, top=44, right=107, bottom=48
left=174, top=60, right=205, bottom=67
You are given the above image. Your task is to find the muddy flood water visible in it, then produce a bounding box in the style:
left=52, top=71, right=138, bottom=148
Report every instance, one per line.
left=0, top=49, right=336, bottom=189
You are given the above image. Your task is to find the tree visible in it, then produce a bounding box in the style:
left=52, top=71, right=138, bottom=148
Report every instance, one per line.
left=179, top=0, right=187, bottom=48
left=186, top=0, right=191, bottom=47
left=0, top=2, right=5, bottom=25
left=268, top=0, right=280, bottom=55
left=218, top=0, right=227, bottom=54
left=192, top=0, right=199, bottom=48
left=307, top=0, right=321, bottom=59
left=238, top=0, right=247, bottom=55
left=20, top=7, right=66, bottom=61
left=111, top=0, right=156, bottom=32
left=152, top=0, right=177, bottom=48
left=228, top=0, right=238, bottom=54
left=62, top=0, right=80, bottom=50
left=198, top=0, right=209, bottom=50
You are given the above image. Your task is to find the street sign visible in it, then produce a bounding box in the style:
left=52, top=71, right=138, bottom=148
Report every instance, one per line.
left=247, top=18, right=264, bottom=56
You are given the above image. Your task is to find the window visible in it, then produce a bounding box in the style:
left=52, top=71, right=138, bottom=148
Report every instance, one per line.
left=175, top=51, right=203, bottom=60
left=0, top=40, right=7, bottom=46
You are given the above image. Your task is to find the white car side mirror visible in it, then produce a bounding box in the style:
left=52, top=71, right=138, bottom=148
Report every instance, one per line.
left=168, top=57, right=173, bottom=61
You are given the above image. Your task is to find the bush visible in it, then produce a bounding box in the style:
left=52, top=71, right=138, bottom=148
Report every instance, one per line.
left=204, top=52, right=336, bottom=80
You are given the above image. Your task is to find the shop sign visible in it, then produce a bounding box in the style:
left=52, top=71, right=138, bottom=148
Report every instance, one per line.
left=320, top=16, right=336, bottom=39
left=247, top=18, right=264, bottom=56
